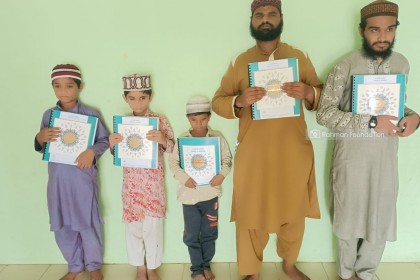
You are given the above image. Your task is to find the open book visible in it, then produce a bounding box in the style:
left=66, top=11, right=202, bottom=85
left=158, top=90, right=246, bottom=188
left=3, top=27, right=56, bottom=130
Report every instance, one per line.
left=352, top=74, right=406, bottom=119
left=178, top=137, right=221, bottom=186
left=249, top=57, right=300, bottom=120
left=43, top=110, right=98, bottom=165
left=113, top=116, right=159, bottom=168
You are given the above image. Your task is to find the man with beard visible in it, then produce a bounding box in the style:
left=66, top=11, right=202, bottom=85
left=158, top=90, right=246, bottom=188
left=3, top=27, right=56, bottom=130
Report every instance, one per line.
left=316, top=1, right=419, bottom=279
left=212, top=0, right=322, bottom=279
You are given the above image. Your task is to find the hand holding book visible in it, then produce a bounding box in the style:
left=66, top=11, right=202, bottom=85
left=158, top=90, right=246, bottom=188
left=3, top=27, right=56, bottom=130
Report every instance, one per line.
left=235, top=87, right=266, bottom=108
left=281, top=82, right=316, bottom=109
left=374, top=115, right=400, bottom=136
left=396, top=114, right=420, bottom=137
left=209, top=174, right=225, bottom=187
left=36, top=127, right=61, bottom=146
left=75, top=148, right=95, bottom=169
left=109, top=133, right=123, bottom=151
left=185, top=178, right=197, bottom=189
left=146, top=129, right=166, bottom=147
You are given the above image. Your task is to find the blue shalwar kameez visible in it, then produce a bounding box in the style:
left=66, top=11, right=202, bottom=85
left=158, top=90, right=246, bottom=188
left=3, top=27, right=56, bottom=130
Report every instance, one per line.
left=35, top=102, right=109, bottom=272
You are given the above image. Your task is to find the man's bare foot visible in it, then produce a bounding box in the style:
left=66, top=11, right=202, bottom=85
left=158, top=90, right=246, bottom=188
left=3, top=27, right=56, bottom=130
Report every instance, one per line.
left=136, top=266, right=147, bottom=280
left=193, top=274, right=206, bottom=280
left=60, top=272, right=82, bottom=280
left=204, top=270, right=215, bottom=280
left=89, top=269, right=103, bottom=280
left=242, top=274, right=259, bottom=280
left=147, top=268, right=161, bottom=280
left=282, top=262, right=310, bottom=280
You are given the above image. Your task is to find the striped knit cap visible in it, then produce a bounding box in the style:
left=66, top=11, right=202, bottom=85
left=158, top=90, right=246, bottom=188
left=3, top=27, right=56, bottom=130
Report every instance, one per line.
left=361, top=0, right=398, bottom=22
left=251, top=0, right=281, bottom=14
left=51, top=64, right=82, bottom=81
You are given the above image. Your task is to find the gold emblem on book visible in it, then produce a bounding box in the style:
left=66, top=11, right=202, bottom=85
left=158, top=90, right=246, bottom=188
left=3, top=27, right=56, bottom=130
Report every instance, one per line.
left=192, top=155, right=206, bottom=170
left=128, top=135, right=142, bottom=150
left=63, top=131, right=77, bottom=145
left=369, top=97, right=386, bottom=112
left=266, top=82, right=283, bottom=98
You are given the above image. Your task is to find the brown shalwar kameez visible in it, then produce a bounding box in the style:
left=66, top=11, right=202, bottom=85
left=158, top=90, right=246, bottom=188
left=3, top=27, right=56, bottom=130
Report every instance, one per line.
left=212, top=41, right=322, bottom=275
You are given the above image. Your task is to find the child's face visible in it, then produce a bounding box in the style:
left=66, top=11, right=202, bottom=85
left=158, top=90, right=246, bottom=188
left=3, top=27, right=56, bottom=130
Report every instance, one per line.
left=187, top=114, right=210, bottom=133
left=53, top=78, right=82, bottom=109
left=123, top=91, right=151, bottom=116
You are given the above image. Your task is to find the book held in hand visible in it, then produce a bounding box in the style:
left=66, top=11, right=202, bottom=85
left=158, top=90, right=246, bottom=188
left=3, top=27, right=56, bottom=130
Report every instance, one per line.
left=352, top=74, right=406, bottom=119
left=248, top=57, right=300, bottom=120
left=113, top=116, right=159, bottom=168
left=178, top=137, right=221, bottom=186
left=43, top=110, right=98, bottom=165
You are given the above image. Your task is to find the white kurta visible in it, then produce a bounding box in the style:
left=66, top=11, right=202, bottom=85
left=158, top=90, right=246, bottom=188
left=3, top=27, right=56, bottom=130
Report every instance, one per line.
left=317, top=50, right=415, bottom=242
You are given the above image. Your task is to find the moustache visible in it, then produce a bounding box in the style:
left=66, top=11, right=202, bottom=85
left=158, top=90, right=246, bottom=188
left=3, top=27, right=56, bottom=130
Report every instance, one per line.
left=373, top=41, right=391, bottom=46
left=258, top=22, right=274, bottom=29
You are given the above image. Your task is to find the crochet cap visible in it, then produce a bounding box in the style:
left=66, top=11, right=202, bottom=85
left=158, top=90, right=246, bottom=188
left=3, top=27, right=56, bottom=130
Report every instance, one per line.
left=361, top=0, right=398, bottom=22
left=122, top=74, right=151, bottom=91
left=251, top=0, right=281, bottom=14
left=186, top=96, right=211, bottom=114
left=51, top=64, right=82, bottom=81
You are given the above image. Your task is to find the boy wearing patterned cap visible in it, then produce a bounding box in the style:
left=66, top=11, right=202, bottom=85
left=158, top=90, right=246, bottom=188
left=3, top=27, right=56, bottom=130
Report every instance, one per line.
left=169, top=96, right=232, bottom=280
left=34, top=64, right=109, bottom=280
left=317, top=1, right=420, bottom=279
left=109, top=74, right=175, bottom=280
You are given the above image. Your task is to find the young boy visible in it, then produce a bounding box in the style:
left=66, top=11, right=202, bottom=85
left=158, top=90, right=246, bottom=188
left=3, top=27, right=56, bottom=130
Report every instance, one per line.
left=109, top=74, right=174, bottom=280
left=34, top=64, right=109, bottom=280
left=169, top=96, right=232, bottom=280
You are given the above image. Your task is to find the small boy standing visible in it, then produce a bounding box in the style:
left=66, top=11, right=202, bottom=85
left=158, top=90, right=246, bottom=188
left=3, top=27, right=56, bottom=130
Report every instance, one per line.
left=34, top=64, right=109, bottom=280
left=109, top=74, right=174, bottom=280
left=169, top=96, right=232, bottom=280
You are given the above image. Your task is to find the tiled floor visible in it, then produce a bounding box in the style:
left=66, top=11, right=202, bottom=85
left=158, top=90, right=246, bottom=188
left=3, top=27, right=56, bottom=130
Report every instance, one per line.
left=0, top=262, right=420, bottom=280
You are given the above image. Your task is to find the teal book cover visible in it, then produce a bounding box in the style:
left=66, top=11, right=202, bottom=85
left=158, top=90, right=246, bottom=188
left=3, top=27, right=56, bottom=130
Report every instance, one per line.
left=249, top=57, right=300, bottom=120
left=178, top=137, right=221, bottom=186
left=113, top=116, right=159, bottom=168
left=43, top=110, right=98, bottom=165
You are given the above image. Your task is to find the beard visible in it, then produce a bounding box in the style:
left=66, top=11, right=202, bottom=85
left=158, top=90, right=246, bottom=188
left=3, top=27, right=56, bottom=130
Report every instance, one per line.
left=362, top=35, right=395, bottom=60
left=250, top=20, right=283, bottom=41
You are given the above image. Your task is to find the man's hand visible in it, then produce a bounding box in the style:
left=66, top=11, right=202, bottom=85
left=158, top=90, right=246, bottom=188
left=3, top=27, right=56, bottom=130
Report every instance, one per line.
left=282, top=82, right=315, bottom=107
left=375, top=115, right=399, bottom=136
left=235, top=87, right=266, bottom=108
left=397, top=113, right=420, bottom=137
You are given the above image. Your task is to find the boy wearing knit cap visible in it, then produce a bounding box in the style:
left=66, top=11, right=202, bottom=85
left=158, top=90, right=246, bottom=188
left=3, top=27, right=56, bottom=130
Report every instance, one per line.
left=109, top=74, right=175, bottom=280
left=34, top=64, right=109, bottom=280
left=169, top=96, right=232, bottom=280
left=317, top=1, right=420, bottom=279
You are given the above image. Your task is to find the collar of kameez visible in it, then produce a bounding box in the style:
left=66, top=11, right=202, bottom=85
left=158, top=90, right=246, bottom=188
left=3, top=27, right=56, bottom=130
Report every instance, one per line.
left=188, top=126, right=213, bottom=137
left=56, top=100, right=80, bottom=112
left=255, top=40, right=280, bottom=60
left=132, top=109, right=152, bottom=117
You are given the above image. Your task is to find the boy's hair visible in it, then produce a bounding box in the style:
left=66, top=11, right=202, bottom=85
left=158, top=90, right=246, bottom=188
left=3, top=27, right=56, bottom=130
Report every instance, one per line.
left=123, top=89, right=152, bottom=96
left=187, top=112, right=211, bottom=117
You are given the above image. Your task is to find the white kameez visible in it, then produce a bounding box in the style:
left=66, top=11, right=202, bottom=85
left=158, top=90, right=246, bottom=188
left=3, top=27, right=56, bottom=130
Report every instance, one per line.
left=317, top=50, right=414, bottom=243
